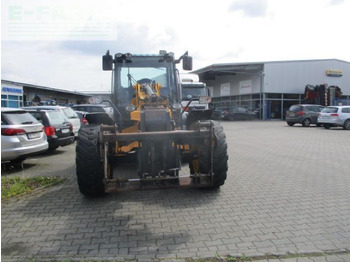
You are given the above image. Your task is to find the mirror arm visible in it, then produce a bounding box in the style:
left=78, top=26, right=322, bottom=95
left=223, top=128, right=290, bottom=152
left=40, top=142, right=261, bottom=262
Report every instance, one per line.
left=175, top=51, right=189, bottom=64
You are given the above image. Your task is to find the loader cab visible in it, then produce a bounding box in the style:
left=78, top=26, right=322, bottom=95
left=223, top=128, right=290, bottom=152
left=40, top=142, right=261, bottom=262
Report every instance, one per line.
left=103, top=51, right=192, bottom=128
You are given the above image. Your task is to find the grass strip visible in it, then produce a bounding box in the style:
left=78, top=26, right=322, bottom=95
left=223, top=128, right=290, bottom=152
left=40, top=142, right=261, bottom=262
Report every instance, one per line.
left=1, top=176, right=65, bottom=200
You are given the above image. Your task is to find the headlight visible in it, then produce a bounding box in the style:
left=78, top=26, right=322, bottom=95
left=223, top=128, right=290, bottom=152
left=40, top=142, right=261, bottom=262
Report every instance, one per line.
left=126, top=105, right=136, bottom=112
left=199, top=96, right=211, bottom=104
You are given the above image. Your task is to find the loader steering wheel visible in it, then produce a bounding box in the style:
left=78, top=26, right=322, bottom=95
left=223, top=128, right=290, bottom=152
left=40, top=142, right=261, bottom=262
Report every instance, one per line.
left=137, top=78, right=153, bottom=85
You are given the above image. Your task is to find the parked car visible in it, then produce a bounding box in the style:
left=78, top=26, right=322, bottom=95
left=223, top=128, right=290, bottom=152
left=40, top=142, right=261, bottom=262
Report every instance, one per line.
left=1, top=108, right=48, bottom=163
left=23, top=106, right=81, bottom=137
left=317, top=106, right=350, bottom=130
left=211, top=108, right=225, bottom=120
left=285, top=104, right=325, bottom=127
left=25, top=108, right=75, bottom=150
left=71, top=104, right=114, bottom=120
left=221, top=107, right=255, bottom=121
left=75, top=111, right=89, bottom=125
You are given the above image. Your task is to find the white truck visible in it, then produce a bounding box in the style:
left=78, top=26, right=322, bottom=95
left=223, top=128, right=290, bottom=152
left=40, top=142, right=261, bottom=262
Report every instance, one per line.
left=180, top=74, right=212, bottom=128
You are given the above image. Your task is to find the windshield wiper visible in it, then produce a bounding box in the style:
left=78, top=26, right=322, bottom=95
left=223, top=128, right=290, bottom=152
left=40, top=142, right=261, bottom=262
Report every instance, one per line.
left=21, top=121, right=33, bottom=124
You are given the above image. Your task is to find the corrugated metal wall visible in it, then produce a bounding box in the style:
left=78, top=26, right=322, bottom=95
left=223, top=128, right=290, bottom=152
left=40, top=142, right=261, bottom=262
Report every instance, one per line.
left=264, top=60, right=350, bottom=94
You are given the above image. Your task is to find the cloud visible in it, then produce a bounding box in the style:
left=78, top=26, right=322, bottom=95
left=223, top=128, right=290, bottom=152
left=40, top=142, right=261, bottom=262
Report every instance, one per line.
left=58, top=22, right=180, bottom=56
left=229, top=0, right=268, bottom=17
left=328, top=0, right=344, bottom=5
left=1, top=41, right=111, bottom=92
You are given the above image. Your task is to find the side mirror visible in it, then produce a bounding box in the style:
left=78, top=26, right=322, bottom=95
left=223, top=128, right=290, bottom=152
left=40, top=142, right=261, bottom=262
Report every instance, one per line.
left=103, top=50, right=113, bottom=71
left=183, top=56, right=193, bottom=71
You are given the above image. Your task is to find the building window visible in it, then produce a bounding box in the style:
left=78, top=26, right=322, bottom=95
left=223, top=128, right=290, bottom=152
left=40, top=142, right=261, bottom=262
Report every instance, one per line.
left=284, top=94, right=300, bottom=99
left=266, top=93, right=282, bottom=99
left=2, top=93, right=23, bottom=108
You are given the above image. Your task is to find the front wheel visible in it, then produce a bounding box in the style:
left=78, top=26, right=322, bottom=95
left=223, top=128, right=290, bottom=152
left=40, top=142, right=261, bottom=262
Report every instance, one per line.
left=76, top=125, right=105, bottom=196
left=198, top=121, right=228, bottom=187
left=287, top=122, right=295, bottom=126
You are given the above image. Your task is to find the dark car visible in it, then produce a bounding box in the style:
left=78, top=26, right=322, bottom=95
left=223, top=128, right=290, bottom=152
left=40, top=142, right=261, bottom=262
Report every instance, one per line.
left=211, top=108, right=225, bottom=120
left=23, top=106, right=81, bottom=137
left=221, top=107, right=255, bottom=121
left=74, top=111, right=89, bottom=125
left=71, top=104, right=114, bottom=119
left=26, top=108, right=75, bottom=150
left=286, top=104, right=325, bottom=127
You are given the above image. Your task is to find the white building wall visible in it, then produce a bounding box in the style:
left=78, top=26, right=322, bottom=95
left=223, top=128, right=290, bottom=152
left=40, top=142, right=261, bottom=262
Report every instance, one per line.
left=206, top=74, right=261, bottom=98
left=264, top=59, right=350, bottom=95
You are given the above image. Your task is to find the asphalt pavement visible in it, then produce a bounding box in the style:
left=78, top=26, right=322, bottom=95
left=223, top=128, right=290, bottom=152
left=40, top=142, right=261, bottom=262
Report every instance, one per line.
left=1, top=121, right=350, bottom=261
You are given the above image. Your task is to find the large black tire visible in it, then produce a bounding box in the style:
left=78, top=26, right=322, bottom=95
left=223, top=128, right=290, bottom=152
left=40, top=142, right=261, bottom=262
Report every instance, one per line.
left=343, top=120, right=350, bottom=130
left=76, top=125, right=105, bottom=196
left=198, top=121, right=228, bottom=187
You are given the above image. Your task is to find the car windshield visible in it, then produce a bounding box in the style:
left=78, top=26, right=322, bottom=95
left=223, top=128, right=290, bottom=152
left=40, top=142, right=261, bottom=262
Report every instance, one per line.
left=322, top=107, right=338, bottom=113
left=46, top=111, right=68, bottom=125
left=2, top=111, right=39, bottom=125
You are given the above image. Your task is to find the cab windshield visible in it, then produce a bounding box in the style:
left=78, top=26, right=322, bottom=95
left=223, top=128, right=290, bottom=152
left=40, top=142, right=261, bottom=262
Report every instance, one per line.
left=182, top=87, right=207, bottom=99
left=113, top=56, right=176, bottom=106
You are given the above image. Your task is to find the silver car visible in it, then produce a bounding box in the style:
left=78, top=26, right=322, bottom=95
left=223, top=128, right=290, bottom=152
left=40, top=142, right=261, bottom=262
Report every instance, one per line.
left=317, top=106, right=350, bottom=130
left=1, top=108, right=48, bottom=163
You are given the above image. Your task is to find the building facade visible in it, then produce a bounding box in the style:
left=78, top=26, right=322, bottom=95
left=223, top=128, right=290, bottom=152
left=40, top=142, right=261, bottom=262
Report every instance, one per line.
left=1, top=82, right=24, bottom=108
left=1, top=80, right=90, bottom=108
left=192, top=59, right=350, bottom=119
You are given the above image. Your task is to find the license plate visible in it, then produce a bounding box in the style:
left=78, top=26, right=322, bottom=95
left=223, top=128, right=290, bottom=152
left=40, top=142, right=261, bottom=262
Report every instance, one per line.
left=289, top=113, right=295, bottom=116
left=61, top=129, right=70, bottom=133
left=28, top=132, right=41, bottom=139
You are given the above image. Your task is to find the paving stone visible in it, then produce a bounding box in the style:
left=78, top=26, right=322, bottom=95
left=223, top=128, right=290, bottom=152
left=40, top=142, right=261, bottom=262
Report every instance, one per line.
left=2, top=122, right=350, bottom=261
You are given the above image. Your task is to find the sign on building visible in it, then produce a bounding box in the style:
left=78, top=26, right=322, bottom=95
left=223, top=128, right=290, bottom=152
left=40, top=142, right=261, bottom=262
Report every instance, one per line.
left=1, top=85, right=23, bottom=108
left=239, top=80, right=252, bottom=95
left=220, top=83, right=230, bottom=96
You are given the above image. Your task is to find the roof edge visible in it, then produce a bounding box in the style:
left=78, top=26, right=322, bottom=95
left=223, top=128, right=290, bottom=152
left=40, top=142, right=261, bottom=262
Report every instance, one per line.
left=192, top=58, right=350, bottom=74
left=1, top=79, right=90, bottom=97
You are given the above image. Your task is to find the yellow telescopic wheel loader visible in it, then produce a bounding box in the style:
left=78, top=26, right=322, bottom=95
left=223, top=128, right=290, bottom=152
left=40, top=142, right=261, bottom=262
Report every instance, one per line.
left=75, top=51, right=228, bottom=196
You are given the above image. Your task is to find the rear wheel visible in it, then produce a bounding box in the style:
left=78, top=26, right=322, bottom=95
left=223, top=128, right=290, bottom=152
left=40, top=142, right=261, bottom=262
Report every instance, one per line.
left=324, top=125, right=330, bottom=129
left=343, top=120, right=350, bottom=130
left=302, top=118, right=311, bottom=127
left=198, top=121, right=228, bottom=187
left=76, top=125, right=105, bottom=196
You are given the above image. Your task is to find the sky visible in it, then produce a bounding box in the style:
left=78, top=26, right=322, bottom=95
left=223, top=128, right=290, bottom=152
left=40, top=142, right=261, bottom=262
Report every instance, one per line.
left=1, top=0, right=350, bottom=92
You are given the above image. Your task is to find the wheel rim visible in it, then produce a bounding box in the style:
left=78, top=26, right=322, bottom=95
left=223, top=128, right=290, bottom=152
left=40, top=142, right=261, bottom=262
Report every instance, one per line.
left=304, top=119, right=311, bottom=126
